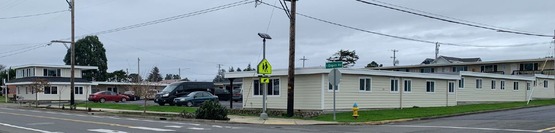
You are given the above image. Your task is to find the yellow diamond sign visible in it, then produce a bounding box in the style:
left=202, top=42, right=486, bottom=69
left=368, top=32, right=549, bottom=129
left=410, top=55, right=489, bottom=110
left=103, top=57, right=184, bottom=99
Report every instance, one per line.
left=257, top=59, right=272, bottom=74
left=260, top=77, right=270, bottom=84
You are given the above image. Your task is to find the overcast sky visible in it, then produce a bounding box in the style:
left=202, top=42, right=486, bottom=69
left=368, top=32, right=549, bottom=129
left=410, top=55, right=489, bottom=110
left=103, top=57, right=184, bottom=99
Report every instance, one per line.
left=1, top=0, right=554, bottom=81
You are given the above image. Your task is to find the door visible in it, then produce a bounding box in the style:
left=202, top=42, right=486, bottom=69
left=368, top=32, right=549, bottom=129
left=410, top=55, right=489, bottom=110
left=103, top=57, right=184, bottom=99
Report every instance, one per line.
left=193, top=92, right=204, bottom=104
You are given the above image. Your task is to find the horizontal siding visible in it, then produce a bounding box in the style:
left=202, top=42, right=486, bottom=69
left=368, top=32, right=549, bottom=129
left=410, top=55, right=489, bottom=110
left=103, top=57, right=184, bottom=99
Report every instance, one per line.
left=242, top=75, right=322, bottom=110
left=15, top=85, right=91, bottom=101
left=457, top=76, right=527, bottom=102
left=532, top=78, right=555, bottom=99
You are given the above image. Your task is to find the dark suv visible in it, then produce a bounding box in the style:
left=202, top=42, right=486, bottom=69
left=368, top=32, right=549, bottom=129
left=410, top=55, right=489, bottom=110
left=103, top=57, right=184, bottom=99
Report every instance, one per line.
left=154, top=81, right=214, bottom=106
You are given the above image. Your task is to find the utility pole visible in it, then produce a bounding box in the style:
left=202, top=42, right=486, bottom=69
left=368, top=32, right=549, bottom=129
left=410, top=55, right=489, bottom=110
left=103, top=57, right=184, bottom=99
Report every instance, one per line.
left=286, top=0, right=297, bottom=118
left=300, top=56, right=308, bottom=68
left=435, top=42, right=440, bottom=59
left=178, top=68, right=181, bottom=79
left=391, top=49, right=398, bottom=66
left=217, top=64, right=223, bottom=76
left=137, top=58, right=140, bottom=83
left=69, top=0, right=76, bottom=109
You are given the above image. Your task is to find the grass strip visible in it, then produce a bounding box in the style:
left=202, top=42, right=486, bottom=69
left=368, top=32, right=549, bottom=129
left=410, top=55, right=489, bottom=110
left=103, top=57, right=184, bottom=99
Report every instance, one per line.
left=312, top=99, right=555, bottom=122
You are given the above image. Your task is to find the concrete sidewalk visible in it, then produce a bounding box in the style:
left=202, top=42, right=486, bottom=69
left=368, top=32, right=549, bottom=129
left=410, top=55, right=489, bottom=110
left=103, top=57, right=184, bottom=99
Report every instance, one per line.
left=0, top=103, right=338, bottom=125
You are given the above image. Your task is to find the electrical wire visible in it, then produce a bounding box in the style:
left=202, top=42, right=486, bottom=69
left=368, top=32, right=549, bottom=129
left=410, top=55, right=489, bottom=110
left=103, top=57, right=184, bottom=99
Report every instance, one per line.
left=0, top=44, right=48, bottom=59
left=356, top=0, right=554, bottom=38
left=63, top=0, right=254, bottom=40
left=0, top=10, right=68, bottom=20
left=259, top=1, right=552, bottom=48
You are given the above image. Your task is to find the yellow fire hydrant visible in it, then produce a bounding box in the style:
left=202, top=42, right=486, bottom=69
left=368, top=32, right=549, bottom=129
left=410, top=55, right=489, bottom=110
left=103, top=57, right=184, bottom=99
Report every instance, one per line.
left=352, top=102, right=359, bottom=120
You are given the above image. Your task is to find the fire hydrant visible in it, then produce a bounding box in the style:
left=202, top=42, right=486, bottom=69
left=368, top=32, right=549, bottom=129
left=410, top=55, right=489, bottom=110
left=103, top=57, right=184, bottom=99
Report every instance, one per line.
left=352, top=102, right=359, bottom=120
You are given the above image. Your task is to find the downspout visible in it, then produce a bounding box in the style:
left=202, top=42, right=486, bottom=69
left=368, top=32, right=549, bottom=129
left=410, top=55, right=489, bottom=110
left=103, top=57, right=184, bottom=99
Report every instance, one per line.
left=399, top=77, right=403, bottom=109
left=446, top=80, right=449, bottom=107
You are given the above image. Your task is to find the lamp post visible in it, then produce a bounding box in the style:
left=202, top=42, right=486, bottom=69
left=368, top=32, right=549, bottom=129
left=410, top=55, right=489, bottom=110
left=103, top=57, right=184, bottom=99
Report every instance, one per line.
left=50, top=40, right=75, bottom=109
left=258, top=33, right=271, bottom=120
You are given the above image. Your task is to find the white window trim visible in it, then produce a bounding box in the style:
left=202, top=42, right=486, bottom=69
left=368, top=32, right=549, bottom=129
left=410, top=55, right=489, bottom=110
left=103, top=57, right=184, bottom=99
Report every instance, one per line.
left=358, top=77, right=372, bottom=92
left=403, top=79, right=412, bottom=93
left=544, top=80, right=548, bottom=88
left=44, top=86, right=58, bottom=95
left=475, top=78, right=483, bottom=89
left=500, top=80, right=506, bottom=90
left=491, top=79, right=496, bottom=90
left=426, top=80, right=436, bottom=93
left=513, top=81, right=519, bottom=91
left=252, top=78, right=281, bottom=97
left=74, top=86, right=84, bottom=95
left=458, top=78, right=465, bottom=89
left=448, top=81, right=455, bottom=94
left=390, top=78, right=400, bottom=93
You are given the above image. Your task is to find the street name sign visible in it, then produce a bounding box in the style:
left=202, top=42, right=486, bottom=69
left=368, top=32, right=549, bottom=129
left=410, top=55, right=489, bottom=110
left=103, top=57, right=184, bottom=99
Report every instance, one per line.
left=326, top=62, right=343, bottom=69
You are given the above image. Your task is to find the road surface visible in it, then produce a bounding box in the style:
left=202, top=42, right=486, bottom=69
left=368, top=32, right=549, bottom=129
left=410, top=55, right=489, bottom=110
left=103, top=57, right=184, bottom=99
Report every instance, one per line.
left=1, top=104, right=555, bottom=133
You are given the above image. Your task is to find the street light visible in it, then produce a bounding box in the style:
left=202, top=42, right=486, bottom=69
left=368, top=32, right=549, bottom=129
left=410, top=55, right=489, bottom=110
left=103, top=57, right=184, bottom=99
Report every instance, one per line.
left=257, top=33, right=271, bottom=120
left=50, top=40, right=76, bottom=109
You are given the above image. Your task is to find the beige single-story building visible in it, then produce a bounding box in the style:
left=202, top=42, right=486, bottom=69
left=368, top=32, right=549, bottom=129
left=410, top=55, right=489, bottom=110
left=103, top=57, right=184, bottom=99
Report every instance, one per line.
left=532, top=74, right=555, bottom=99
left=226, top=68, right=460, bottom=110
left=457, top=71, right=535, bottom=103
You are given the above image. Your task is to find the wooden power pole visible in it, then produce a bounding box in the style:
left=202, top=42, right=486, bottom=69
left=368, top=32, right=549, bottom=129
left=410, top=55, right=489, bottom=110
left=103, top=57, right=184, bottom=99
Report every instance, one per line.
left=286, top=0, right=297, bottom=117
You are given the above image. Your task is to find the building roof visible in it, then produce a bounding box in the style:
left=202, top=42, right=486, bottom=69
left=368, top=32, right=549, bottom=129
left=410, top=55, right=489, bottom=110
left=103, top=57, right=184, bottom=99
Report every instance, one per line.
left=225, top=68, right=460, bottom=80
left=460, top=71, right=535, bottom=81
left=375, top=58, right=553, bottom=70
left=5, top=77, right=92, bottom=85
left=92, top=81, right=168, bottom=86
left=535, top=74, right=555, bottom=79
left=437, top=56, right=481, bottom=63
left=11, top=64, right=98, bottom=70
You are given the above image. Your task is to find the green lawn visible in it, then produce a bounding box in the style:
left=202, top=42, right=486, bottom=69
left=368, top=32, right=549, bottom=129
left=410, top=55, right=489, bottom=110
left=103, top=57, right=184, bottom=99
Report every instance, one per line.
left=76, top=103, right=197, bottom=113
left=0, top=96, right=5, bottom=103
left=312, top=99, right=555, bottom=122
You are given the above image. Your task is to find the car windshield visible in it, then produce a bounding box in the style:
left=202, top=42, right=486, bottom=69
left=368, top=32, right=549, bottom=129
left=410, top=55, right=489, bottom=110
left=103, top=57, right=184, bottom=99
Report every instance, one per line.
left=161, top=83, right=180, bottom=93
left=187, top=92, right=196, bottom=97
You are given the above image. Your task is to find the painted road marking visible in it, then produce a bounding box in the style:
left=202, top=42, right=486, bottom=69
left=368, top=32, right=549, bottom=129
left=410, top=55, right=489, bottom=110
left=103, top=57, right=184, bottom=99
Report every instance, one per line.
left=0, top=122, right=61, bottom=133
left=27, top=122, right=55, bottom=126
left=0, top=111, right=174, bottom=132
left=539, top=126, right=555, bottom=132
left=165, top=125, right=183, bottom=128
left=129, top=126, right=175, bottom=132
left=212, top=125, right=223, bottom=128
left=386, top=125, right=540, bottom=132
left=188, top=127, right=207, bottom=130
left=88, top=129, right=128, bottom=133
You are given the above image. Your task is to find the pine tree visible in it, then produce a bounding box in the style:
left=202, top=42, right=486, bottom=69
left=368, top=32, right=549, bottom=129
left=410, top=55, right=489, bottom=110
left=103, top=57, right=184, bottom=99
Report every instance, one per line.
left=147, top=67, right=163, bottom=82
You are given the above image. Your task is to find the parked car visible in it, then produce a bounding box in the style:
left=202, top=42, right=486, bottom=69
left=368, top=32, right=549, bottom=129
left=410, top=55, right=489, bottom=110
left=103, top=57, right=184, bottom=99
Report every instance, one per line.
left=146, top=89, right=159, bottom=100
left=213, top=88, right=231, bottom=101
left=232, top=89, right=242, bottom=102
left=88, top=91, right=129, bottom=103
left=155, top=81, right=214, bottom=106
left=122, top=91, right=140, bottom=101
left=174, top=91, right=218, bottom=107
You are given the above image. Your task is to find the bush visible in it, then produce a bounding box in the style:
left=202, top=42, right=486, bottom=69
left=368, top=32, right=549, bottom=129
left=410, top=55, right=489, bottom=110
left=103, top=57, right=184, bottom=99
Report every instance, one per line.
left=195, top=100, right=229, bottom=120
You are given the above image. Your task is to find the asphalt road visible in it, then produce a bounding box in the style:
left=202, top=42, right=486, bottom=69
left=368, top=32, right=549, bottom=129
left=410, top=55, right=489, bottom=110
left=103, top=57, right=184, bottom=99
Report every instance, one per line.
left=1, top=104, right=555, bottom=133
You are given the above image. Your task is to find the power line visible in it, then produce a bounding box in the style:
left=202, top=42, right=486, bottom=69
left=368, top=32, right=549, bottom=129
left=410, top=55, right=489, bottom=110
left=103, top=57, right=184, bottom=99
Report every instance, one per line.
left=63, top=0, right=254, bottom=40
left=259, top=1, right=551, bottom=48
left=0, top=10, right=67, bottom=20
left=0, top=43, right=48, bottom=59
left=356, top=0, right=554, bottom=38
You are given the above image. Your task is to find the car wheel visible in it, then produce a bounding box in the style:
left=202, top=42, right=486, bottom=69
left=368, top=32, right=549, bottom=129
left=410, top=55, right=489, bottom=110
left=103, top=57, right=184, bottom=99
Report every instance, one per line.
left=99, top=98, right=105, bottom=103
left=121, top=98, right=127, bottom=102
left=186, top=101, right=193, bottom=107
left=158, top=103, right=165, bottom=106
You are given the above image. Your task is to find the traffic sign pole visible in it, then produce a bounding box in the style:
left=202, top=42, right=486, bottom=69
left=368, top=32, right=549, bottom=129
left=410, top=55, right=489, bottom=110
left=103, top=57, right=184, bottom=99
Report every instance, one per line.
left=333, top=68, right=337, bottom=121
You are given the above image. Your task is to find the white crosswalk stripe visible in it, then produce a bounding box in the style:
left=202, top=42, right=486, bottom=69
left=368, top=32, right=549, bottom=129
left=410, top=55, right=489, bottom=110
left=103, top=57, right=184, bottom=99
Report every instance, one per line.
left=129, top=126, right=175, bottom=132
left=88, top=129, right=128, bottom=133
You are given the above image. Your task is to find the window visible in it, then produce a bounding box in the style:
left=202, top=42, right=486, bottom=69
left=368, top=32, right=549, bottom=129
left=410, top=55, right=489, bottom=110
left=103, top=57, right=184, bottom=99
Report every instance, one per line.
left=25, top=87, right=28, bottom=94
left=500, top=81, right=506, bottom=90
left=43, top=69, right=61, bottom=77
left=107, top=87, right=118, bottom=93
left=420, top=68, right=435, bottom=73
left=359, top=78, right=371, bottom=91
left=448, top=81, right=455, bottom=93
left=544, top=80, right=548, bottom=88
left=519, top=63, right=538, bottom=71
left=480, top=65, right=498, bottom=72
left=390, top=79, right=399, bottom=92
left=476, top=79, right=482, bottom=89
left=452, top=66, right=468, bottom=72
left=459, top=78, right=465, bottom=89
left=514, top=82, right=519, bottom=90
left=404, top=80, right=412, bottom=92
left=75, top=87, right=84, bottom=94
left=254, top=78, right=280, bottom=96
left=426, top=81, right=435, bottom=92
left=491, top=80, right=496, bottom=89
left=44, top=86, right=57, bottom=94
left=527, top=82, right=531, bottom=90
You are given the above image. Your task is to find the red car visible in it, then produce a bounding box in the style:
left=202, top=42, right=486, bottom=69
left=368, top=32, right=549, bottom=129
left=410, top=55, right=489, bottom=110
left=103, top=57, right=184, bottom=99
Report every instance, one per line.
left=88, top=91, right=129, bottom=103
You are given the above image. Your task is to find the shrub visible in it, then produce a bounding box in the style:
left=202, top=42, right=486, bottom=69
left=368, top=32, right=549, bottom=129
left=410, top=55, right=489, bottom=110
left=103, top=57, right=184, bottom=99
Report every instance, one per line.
left=195, top=100, right=229, bottom=120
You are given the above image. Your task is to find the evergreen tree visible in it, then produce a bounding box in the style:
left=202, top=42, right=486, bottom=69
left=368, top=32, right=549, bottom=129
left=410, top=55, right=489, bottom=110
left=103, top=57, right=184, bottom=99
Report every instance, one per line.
left=327, top=49, right=360, bottom=67
left=236, top=67, right=242, bottom=72
left=172, top=74, right=181, bottom=80
left=64, top=35, right=108, bottom=81
left=164, top=74, right=173, bottom=80
left=147, top=67, right=163, bottom=82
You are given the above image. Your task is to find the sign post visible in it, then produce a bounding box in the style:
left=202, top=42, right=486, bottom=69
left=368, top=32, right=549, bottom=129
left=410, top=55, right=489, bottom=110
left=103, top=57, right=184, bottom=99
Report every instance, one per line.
left=257, top=54, right=273, bottom=120
left=326, top=62, right=342, bottom=121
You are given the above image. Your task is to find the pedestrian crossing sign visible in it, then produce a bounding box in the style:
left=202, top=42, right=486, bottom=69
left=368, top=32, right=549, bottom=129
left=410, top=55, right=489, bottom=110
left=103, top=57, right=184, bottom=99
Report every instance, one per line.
left=257, top=59, right=272, bottom=74
left=260, top=78, right=270, bottom=84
